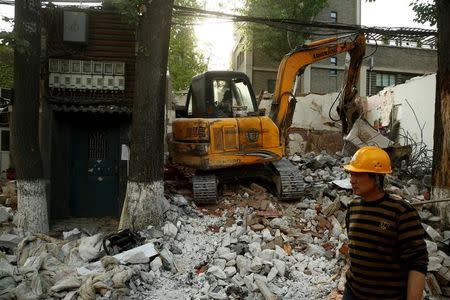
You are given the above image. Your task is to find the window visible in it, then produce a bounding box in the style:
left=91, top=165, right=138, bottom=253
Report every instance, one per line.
left=213, top=78, right=255, bottom=117
left=329, top=56, right=337, bottom=76
left=330, top=11, right=337, bottom=23
left=88, top=131, right=107, bottom=160
left=267, top=79, right=276, bottom=93
left=376, top=73, right=396, bottom=87
left=234, top=80, right=255, bottom=113
left=237, top=51, right=244, bottom=68
left=1, top=130, right=10, bottom=151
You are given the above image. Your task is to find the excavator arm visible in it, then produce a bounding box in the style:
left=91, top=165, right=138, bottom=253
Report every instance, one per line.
left=268, top=33, right=366, bottom=144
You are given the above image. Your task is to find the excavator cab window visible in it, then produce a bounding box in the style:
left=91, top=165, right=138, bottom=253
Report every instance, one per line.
left=179, top=71, right=258, bottom=119
left=213, top=78, right=256, bottom=118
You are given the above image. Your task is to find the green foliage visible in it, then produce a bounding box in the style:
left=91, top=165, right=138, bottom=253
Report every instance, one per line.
left=0, top=45, right=13, bottom=88
left=409, top=0, right=437, bottom=26
left=169, top=0, right=207, bottom=91
left=239, top=0, right=329, bottom=61
left=107, top=0, right=144, bottom=26
left=107, top=0, right=207, bottom=91
left=0, top=15, right=30, bottom=54
left=366, top=0, right=437, bottom=27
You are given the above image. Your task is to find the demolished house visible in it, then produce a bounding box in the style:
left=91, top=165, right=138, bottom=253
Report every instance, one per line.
left=0, top=4, right=446, bottom=300
left=258, top=73, right=436, bottom=178
left=0, top=84, right=447, bottom=298
left=1, top=147, right=449, bottom=299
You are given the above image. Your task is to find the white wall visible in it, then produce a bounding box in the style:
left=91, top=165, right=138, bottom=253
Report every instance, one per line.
left=291, top=93, right=341, bottom=131
left=259, top=93, right=342, bottom=131
left=365, top=74, right=436, bottom=149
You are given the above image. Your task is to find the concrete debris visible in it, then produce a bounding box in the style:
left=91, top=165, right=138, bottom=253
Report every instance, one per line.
left=1, top=151, right=448, bottom=299
left=78, top=233, right=104, bottom=262
left=62, top=228, right=82, bottom=241
left=0, top=233, right=21, bottom=250
left=0, top=206, right=12, bottom=223
left=162, top=221, right=178, bottom=238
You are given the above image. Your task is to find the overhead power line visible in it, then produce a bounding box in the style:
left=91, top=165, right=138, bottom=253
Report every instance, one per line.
left=0, top=2, right=438, bottom=47
left=172, top=5, right=438, bottom=47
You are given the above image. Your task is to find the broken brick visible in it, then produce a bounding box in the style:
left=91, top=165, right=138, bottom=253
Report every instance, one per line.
left=250, top=183, right=267, bottom=193
left=256, top=210, right=282, bottom=218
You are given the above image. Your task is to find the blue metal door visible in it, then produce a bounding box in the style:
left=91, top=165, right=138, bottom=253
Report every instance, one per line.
left=71, top=125, right=120, bottom=217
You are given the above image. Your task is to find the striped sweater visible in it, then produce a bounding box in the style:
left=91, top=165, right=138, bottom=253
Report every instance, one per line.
left=345, top=193, right=428, bottom=300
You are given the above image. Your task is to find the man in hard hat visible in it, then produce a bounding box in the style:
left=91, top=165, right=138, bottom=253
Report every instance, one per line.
left=343, top=146, right=428, bottom=300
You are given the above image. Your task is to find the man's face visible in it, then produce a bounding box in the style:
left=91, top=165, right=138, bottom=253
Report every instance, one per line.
left=349, top=172, right=377, bottom=196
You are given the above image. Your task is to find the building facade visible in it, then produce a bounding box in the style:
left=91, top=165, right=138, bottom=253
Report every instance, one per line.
left=41, top=8, right=135, bottom=219
left=231, top=0, right=437, bottom=97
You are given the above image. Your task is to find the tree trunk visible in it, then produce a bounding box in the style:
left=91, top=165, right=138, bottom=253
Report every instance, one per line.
left=433, top=0, right=450, bottom=225
left=119, top=0, right=174, bottom=230
left=12, top=0, right=48, bottom=233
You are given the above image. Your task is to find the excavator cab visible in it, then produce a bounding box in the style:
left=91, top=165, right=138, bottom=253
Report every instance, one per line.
left=176, top=71, right=260, bottom=119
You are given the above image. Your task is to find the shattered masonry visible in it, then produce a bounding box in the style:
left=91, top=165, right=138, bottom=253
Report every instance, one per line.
left=0, top=151, right=447, bottom=299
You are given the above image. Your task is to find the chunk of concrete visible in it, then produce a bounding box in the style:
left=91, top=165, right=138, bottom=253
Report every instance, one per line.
left=262, top=228, right=274, bottom=242
left=274, top=245, right=287, bottom=260
left=224, top=266, right=237, bottom=278
left=207, top=266, right=227, bottom=280
left=426, top=240, right=438, bottom=254
left=122, top=251, right=149, bottom=264
left=428, top=256, right=443, bottom=272
left=63, top=228, right=82, bottom=241
left=423, top=223, right=443, bottom=242
left=163, top=222, right=178, bottom=238
left=0, top=233, right=21, bottom=250
left=259, top=249, right=275, bottom=262
left=273, top=259, right=286, bottom=277
left=159, top=248, right=176, bottom=272
left=248, top=242, right=261, bottom=256
left=267, top=266, right=278, bottom=282
left=236, top=255, right=250, bottom=276
left=215, top=247, right=231, bottom=258
left=213, top=259, right=227, bottom=270
left=269, top=218, right=289, bottom=229
left=250, top=256, right=263, bottom=273
left=219, top=252, right=237, bottom=261
left=243, top=274, right=256, bottom=292
left=150, top=257, right=163, bottom=272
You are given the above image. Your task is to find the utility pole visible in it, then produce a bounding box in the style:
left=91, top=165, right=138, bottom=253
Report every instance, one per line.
left=12, top=0, right=48, bottom=232
left=119, top=0, right=174, bottom=230
left=433, top=0, right=450, bottom=224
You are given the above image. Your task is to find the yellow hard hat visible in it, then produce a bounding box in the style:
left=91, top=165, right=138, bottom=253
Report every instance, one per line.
left=344, top=146, right=392, bottom=174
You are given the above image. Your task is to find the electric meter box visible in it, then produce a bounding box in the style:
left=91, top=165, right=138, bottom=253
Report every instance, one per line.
left=63, top=11, right=88, bottom=43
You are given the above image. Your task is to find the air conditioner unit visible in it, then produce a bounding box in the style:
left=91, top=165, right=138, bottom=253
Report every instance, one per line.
left=81, top=75, right=93, bottom=89
left=104, top=76, right=115, bottom=90
left=93, top=62, right=103, bottom=75
left=104, top=62, right=114, bottom=76
left=114, top=76, right=125, bottom=90
left=92, top=75, right=103, bottom=89
left=49, top=73, right=62, bottom=88
left=71, top=60, right=82, bottom=74
left=114, top=62, right=125, bottom=75
left=49, top=59, right=59, bottom=73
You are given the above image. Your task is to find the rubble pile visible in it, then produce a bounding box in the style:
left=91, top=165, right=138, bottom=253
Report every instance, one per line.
left=0, top=180, right=17, bottom=209
left=0, top=151, right=449, bottom=299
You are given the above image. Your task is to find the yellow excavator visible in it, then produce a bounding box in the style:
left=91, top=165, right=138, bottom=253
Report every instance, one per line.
left=170, top=33, right=366, bottom=203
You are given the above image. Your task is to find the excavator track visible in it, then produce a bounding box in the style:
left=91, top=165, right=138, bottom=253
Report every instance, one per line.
left=192, top=173, right=218, bottom=204
left=271, top=158, right=305, bottom=201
